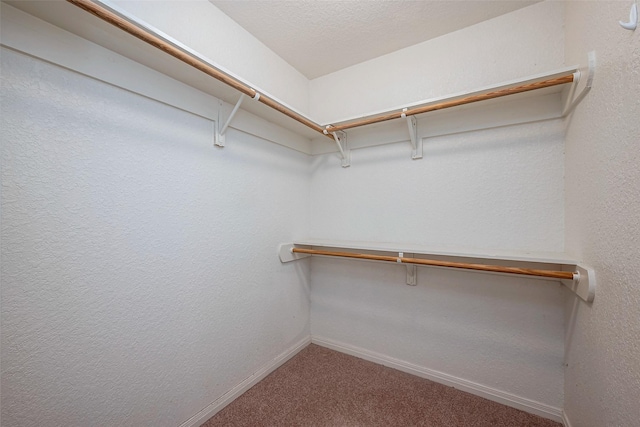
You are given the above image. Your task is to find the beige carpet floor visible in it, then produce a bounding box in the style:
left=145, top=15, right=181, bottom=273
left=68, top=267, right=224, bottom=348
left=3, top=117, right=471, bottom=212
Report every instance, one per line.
left=202, top=344, right=561, bottom=427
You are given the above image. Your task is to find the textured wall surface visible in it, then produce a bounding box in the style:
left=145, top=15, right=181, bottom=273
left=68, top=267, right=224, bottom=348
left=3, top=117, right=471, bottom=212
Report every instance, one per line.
left=308, top=5, right=568, bottom=410
left=309, top=121, right=565, bottom=253
left=563, top=1, right=640, bottom=426
left=310, top=1, right=565, bottom=124
left=8, top=0, right=634, bottom=424
left=111, top=0, right=310, bottom=115
left=0, top=48, right=311, bottom=426
left=311, top=258, right=565, bottom=407
left=308, top=120, right=567, bottom=410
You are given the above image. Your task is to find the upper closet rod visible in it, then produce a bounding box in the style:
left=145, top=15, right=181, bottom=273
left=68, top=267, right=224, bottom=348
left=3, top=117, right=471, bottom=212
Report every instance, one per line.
left=324, top=74, right=575, bottom=133
left=66, top=0, right=333, bottom=139
left=68, top=1, right=575, bottom=141
left=291, top=247, right=575, bottom=280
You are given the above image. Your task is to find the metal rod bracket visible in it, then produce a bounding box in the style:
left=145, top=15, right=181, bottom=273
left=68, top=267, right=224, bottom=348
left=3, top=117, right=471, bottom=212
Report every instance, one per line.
left=399, top=252, right=418, bottom=285
left=331, top=130, right=350, bottom=167
left=402, top=110, right=422, bottom=160
left=278, top=243, right=311, bottom=262
left=215, top=94, right=246, bottom=147
left=561, top=263, right=596, bottom=303
left=562, top=51, right=595, bottom=117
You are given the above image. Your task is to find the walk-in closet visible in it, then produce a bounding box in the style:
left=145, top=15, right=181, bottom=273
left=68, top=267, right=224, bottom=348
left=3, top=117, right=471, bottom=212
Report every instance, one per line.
left=1, top=1, right=639, bottom=426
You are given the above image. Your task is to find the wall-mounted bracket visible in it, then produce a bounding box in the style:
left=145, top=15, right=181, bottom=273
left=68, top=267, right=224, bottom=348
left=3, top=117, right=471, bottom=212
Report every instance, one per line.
left=215, top=94, right=246, bottom=147
left=330, top=130, right=350, bottom=167
left=562, top=51, right=596, bottom=117
left=278, top=243, right=311, bottom=262
left=561, top=264, right=596, bottom=303
left=401, top=109, right=422, bottom=160
left=398, top=252, right=417, bottom=285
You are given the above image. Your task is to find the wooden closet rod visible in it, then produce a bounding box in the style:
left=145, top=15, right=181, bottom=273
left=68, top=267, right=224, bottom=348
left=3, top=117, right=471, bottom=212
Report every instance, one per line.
left=292, top=248, right=575, bottom=280
left=324, top=74, right=575, bottom=133
left=66, top=0, right=332, bottom=138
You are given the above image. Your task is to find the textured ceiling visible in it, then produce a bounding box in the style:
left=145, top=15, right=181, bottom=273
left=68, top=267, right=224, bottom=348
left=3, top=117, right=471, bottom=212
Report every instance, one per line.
left=210, top=0, right=541, bottom=79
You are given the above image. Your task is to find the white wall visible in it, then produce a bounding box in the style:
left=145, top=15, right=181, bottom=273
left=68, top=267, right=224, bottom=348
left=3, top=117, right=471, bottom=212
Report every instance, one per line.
left=111, top=0, right=310, bottom=115
left=563, top=1, right=640, bottom=426
left=310, top=0, right=565, bottom=124
left=6, top=1, right=631, bottom=425
left=309, top=121, right=565, bottom=252
left=311, top=259, right=565, bottom=408
left=0, top=44, right=311, bottom=426
left=308, top=120, right=567, bottom=416
left=307, top=3, right=568, bottom=418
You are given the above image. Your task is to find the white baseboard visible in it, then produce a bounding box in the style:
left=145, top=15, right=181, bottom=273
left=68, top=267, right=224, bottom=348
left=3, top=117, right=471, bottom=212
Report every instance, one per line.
left=179, top=336, right=311, bottom=427
left=311, top=335, right=563, bottom=423
left=562, top=410, right=572, bottom=427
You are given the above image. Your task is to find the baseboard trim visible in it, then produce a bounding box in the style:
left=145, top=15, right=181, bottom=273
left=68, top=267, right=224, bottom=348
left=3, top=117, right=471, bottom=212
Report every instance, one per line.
left=179, top=336, right=311, bottom=427
left=562, top=410, right=572, bottom=427
left=311, top=335, right=563, bottom=423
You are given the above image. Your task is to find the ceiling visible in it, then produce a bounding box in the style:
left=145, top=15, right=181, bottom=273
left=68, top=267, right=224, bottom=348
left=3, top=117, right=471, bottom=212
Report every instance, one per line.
left=210, top=0, right=541, bottom=79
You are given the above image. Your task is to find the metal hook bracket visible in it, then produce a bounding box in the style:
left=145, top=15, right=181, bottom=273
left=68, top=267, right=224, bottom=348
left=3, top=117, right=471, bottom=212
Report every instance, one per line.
left=331, top=130, right=350, bottom=167
left=215, top=94, right=246, bottom=147
left=398, top=252, right=417, bottom=285
left=215, top=91, right=259, bottom=147
left=619, top=2, right=638, bottom=30
left=401, top=109, right=422, bottom=160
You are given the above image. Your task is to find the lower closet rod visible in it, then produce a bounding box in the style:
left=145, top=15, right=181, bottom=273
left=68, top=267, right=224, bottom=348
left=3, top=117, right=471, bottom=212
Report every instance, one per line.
left=291, top=248, right=574, bottom=280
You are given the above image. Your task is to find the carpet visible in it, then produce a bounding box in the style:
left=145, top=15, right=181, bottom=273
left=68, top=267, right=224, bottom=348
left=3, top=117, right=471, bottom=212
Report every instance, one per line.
left=202, top=344, right=561, bottom=427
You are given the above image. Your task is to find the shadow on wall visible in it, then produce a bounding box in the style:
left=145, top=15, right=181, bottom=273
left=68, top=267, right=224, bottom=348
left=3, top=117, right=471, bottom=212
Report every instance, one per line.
left=309, top=118, right=565, bottom=171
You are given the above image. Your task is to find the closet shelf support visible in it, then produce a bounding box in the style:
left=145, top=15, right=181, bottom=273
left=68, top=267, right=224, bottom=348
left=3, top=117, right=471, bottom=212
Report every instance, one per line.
left=330, top=130, right=350, bottom=167
left=561, top=264, right=596, bottom=303
left=562, top=51, right=596, bottom=117
left=399, top=252, right=417, bottom=285
left=215, top=94, right=244, bottom=146
left=215, top=92, right=261, bottom=147
left=402, top=109, right=422, bottom=160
